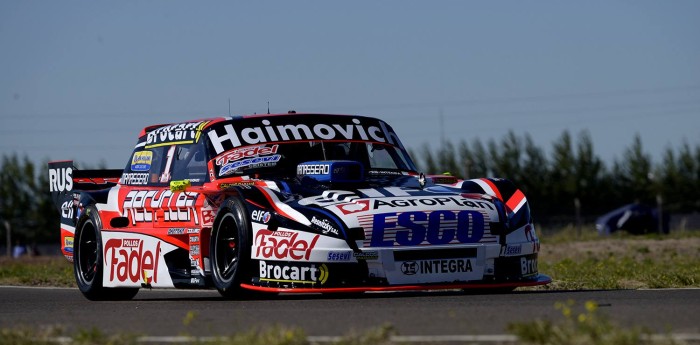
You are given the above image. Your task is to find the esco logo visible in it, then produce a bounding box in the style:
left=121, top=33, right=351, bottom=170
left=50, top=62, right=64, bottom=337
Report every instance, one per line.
left=371, top=210, right=485, bottom=247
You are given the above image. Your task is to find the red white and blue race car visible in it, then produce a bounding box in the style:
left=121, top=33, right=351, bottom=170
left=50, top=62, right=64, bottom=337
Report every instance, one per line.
left=48, top=113, right=550, bottom=300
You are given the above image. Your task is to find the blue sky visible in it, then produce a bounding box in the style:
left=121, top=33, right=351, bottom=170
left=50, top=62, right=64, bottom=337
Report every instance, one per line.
left=1, top=1, right=699, bottom=170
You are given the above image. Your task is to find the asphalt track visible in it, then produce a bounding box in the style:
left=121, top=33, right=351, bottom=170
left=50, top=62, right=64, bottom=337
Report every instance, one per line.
left=1, top=286, right=699, bottom=340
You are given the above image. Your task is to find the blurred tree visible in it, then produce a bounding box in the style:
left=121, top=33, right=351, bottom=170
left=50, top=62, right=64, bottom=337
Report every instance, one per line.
left=612, top=134, right=655, bottom=204
left=489, top=131, right=523, bottom=181
left=0, top=155, right=58, bottom=247
left=437, top=141, right=460, bottom=177
left=520, top=134, right=550, bottom=217
left=573, top=131, right=607, bottom=215
left=549, top=131, right=577, bottom=215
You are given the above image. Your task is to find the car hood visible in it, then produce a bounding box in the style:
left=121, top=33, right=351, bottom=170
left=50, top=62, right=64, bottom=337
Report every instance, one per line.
left=294, top=179, right=504, bottom=247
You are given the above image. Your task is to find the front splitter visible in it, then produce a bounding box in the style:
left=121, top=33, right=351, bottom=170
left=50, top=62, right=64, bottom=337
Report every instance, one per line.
left=240, top=274, right=551, bottom=294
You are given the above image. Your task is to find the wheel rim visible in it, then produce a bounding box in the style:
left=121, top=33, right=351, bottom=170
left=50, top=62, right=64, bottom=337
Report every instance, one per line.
left=77, top=220, right=98, bottom=286
left=214, top=213, right=239, bottom=283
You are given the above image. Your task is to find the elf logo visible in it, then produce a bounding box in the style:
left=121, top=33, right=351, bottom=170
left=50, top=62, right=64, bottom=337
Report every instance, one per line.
left=49, top=168, right=73, bottom=192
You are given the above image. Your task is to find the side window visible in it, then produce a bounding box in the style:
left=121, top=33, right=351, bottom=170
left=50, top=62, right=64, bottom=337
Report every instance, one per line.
left=170, top=143, right=209, bottom=185
left=366, top=143, right=398, bottom=169
left=121, top=142, right=209, bottom=187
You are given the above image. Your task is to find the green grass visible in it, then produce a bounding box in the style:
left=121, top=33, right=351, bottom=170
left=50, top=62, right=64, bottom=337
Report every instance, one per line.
left=533, top=226, right=700, bottom=290
left=540, top=255, right=700, bottom=290
left=0, top=324, right=395, bottom=345
left=0, top=256, right=74, bottom=287
left=508, top=300, right=682, bottom=345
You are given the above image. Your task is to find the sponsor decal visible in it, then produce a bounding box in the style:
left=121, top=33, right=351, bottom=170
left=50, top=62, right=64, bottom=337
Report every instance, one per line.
left=131, top=151, right=153, bottom=171
left=372, top=197, right=494, bottom=210
left=297, top=164, right=331, bottom=175
left=326, top=251, right=352, bottom=261
left=60, top=196, right=78, bottom=220
left=400, top=259, right=473, bottom=275
left=146, top=121, right=209, bottom=148
left=123, top=190, right=198, bottom=225
left=219, top=182, right=255, bottom=189
left=310, top=216, right=339, bottom=235
left=353, top=251, right=379, bottom=260
left=120, top=173, right=150, bottom=185
left=259, top=261, right=329, bottom=284
left=501, top=244, right=522, bottom=256
left=251, top=210, right=271, bottom=224
left=48, top=167, right=73, bottom=192
left=521, top=256, right=538, bottom=276
left=170, top=179, right=191, bottom=192
left=371, top=210, right=485, bottom=247
left=336, top=200, right=371, bottom=215
left=104, top=238, right=161, bottom=284
left=201, top=210, right=215, bottom=226
left=64, top=236, right=74, bottom=253
left=254, top=229, right=319, bottom=261
left=167, top=228, right=186, bottom=235
left=207, top=117, right=401, bottom=155
left=367, top=169, right=403, bottom=176
left=191, top=277, right=201, bottom=284
left=215, top=145, right=279, bottom=166
left=335, top=197, right=493, bottom=215
left=190, top=244, right=200, bottom=255
left=219, top=155, right=281, bottom=176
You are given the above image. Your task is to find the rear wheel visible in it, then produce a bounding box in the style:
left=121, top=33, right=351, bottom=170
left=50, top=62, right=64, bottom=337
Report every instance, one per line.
left=74, top=206, right=139, bottom=301
left=211, top=198, right=251, bottom=299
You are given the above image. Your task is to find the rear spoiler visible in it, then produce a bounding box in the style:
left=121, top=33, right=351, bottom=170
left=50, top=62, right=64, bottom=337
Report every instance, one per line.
left=48, top=160, right=122, bottom=216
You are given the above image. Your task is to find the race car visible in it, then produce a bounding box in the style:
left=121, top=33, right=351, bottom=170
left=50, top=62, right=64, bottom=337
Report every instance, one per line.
left=48, top=113, right=550, bottom=300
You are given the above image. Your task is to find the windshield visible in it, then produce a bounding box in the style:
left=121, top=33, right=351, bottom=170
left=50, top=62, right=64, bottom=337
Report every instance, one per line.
left=212, top=141, right=416, bottom=178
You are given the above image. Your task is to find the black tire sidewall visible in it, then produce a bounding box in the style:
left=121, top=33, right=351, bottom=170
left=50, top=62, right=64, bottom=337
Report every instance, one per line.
left=74, top=206, right=105, bottom=298
left=210, top=197, right=251, bottom=295
left=73, top=205, right=139, bottom=301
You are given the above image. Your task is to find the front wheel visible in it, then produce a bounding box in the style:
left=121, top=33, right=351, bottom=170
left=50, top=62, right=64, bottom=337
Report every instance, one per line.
left=210, top=198, right=252, bottom=299
left=74, top=206, right=139, bottom=301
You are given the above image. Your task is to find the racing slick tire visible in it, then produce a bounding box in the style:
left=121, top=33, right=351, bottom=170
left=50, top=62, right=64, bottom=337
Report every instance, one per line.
left=74, top=206, right=139, bottom=301
left=210, top=197, right=252, bottom=299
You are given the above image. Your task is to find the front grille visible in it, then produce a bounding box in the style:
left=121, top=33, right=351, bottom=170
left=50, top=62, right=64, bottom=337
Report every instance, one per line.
left=393, top=248, right=477, bottom=261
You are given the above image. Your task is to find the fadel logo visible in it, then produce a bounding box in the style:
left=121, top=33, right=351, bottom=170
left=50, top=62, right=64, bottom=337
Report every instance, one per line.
left=254, top=229, right=319, bottom=261
left=251, top=210, right=271, bottom=224
left=371, top=210, right=485, bottom=247
left=104, top=238, right=161, bottom=284
left=48, top=168, right=73, bottom=192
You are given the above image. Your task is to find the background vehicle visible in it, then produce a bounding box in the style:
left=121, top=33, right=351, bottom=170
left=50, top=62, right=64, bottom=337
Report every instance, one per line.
left=49, top=113, right=549, bottom=300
